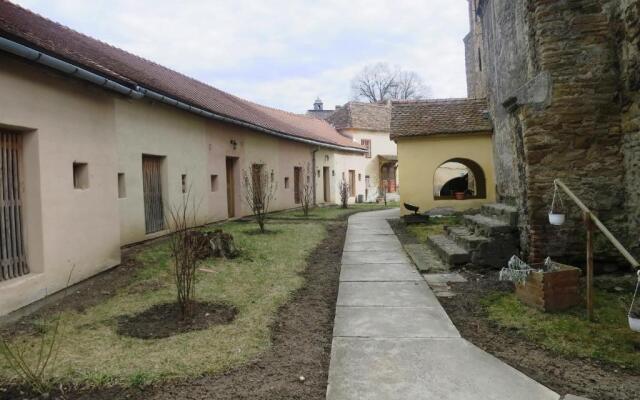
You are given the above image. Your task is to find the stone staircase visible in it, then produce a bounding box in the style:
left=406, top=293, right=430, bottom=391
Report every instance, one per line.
left=427, top=203, right=520, bottom=268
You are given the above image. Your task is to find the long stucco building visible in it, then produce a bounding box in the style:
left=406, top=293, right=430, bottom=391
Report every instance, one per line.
left=0, top=1, right=371, bottom=316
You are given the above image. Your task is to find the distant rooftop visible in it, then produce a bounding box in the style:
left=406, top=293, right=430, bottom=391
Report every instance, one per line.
left=326, top=101, right=391, bottom=132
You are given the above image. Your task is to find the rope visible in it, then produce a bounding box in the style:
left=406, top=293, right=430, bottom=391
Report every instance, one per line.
left=550, top=181, right=565, bottom=214
left=629, top=270, right=640, bottom=318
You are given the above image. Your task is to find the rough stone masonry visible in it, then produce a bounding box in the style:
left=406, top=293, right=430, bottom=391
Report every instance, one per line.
left=466, top=0, right=640, bottom=266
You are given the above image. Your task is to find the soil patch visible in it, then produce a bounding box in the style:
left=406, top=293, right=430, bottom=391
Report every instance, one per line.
left=62, top=221, right=345, bottom=400
left=116, top=302, right=237, bottom=339
left=440, top=271, right=640, bottom=400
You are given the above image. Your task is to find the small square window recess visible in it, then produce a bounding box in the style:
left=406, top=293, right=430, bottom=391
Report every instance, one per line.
left=211, top=174, right=219, bottom=192
left=73, top=162, right=89, bottom=189
left=118, top=173, right=126, bottom=198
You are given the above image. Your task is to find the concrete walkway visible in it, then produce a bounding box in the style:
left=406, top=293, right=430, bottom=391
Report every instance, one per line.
left=326, top=209, right=560, bottom=400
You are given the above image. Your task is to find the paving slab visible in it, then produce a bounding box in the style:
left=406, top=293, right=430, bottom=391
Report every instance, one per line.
left=403, top=243, right=448, bottom=273
left=337, top=281, right=440, bottom=307
left=327, top=337, right=560, bottom=400
left=341, top=250, right=411, bottom=265
left=347, top=227, right=395, bottom=235
left=340, top=263, right=420, bottom=282
left=344, top=234, right=397, bottom=244
left=333, top=307, right=459, bottom=338
left=343, top=241, right=403, bottom=252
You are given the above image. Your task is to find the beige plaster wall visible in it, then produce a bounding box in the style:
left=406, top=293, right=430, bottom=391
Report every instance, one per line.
left=0, top=56, right=120, bottom=315
left=0, top=56, right=368, bottom=317
left=397, top=133, right=496, bottom=215
left=345, top=129, right=397, bottom=200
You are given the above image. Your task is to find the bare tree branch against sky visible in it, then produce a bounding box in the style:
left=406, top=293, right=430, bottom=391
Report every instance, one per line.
left=351, top=62, right=431, bottom=102
left=13, top=0, right=469, bottom=112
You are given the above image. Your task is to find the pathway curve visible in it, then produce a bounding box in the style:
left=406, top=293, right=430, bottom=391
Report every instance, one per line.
left=326, top=208, right=560, bottom=400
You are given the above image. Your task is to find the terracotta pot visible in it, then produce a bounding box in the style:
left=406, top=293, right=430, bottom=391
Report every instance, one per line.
left=454, top=192, right=465, bottom=200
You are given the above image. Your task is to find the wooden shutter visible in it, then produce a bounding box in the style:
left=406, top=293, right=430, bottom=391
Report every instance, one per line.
left=0, top=131, right=29, bottom=281
left=142, top=156, right=165, bottom=234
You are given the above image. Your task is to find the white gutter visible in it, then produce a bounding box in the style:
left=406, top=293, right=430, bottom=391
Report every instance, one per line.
left=0, top=36, right=366, bottom=154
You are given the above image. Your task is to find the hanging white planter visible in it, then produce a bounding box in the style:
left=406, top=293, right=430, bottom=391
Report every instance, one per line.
left=548, top=212, right=566, bottom=226
left=549, top=182, right=566, bottom=226
left=629, top=315, right=640, bottom=332
left=628, top=271, right=640, bottom=332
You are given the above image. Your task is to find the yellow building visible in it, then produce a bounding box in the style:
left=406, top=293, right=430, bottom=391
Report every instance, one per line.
left=391, top=98, right=495, bottom=215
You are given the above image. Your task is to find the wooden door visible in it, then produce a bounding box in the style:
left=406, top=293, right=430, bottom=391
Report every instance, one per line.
left=294, top=167, right=302, bottom=204
left=0, top=131, right=28, bottom=281
left=349, top=170, right=356, bottom=197
left=323, top=167, right=330, bottom=202
left=142, top=155, right=164, bottom=234
left=226, top=157, right=236, bottom=218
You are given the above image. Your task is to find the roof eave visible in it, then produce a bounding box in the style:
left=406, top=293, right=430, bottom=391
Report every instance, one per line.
left=0, top=34, right=366, bottom=154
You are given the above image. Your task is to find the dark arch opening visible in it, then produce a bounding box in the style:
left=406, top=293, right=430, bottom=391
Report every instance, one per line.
left=434, top=158, right=486, bottom=200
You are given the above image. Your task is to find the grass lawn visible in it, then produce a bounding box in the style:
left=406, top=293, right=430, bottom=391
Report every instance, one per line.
left=405, top=216, right=462, bottom=243
left=268, top=202, right=398, bottom=221
left=482, top=280, right=640, bottom=371
left=0, top=221, right=325, bottom=388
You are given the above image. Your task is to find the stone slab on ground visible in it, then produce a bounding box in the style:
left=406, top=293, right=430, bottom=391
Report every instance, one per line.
left=327, top=337, right=560, bottom=400
left=337, top=281, right=440, bottom=307
left=333, top=306, right=459, bottom=338
left=562, top=396, right=592, bottom=400
left=423, top=273, right=467, bottom=285
left=341, top=250, right=411, bottom=265
left=339, top=263, right=421, bottom=282
left=343, top=241, right=403, bottom=252
left=403, top=243, right=448, bottom=273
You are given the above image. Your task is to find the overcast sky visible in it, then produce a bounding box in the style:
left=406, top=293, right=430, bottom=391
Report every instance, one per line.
left=14, top=0, right=470, bottom=113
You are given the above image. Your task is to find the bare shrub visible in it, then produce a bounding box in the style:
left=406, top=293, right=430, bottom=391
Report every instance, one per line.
left=339, top=179, right=350, bottom=209
left=301, top=165, right=314, bottom=217
left=166, top=189, right=200, bottom=319
left=242, top=164, right=276, bottom=233
left=0, top=269, right=73, bottom=395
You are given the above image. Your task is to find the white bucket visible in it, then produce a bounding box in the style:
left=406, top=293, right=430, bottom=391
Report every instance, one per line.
left=629, top=316, right=640, bottom=332
left=548, top=212, right=565, bottom=226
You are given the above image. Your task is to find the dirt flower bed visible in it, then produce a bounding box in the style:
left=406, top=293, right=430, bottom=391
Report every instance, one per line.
left=1, top=219, right=340, bottom=399
left=116, top=301, right=238, bottom=339
left=440, top=272, right=640, bottom=400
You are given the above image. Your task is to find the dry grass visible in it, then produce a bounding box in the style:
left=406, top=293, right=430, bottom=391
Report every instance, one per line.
left=405, top=216, right=462, bottom=242
left=483, top=276, right=640, bottom=371
left=0, top=222, right=325, bottom=388
left=269, top=202, right=398, bottom=221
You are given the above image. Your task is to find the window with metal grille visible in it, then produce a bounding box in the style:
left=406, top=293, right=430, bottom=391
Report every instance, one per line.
left=361, top=139, right=371, bottom=158
left=0, top=131, right=29, bottom=281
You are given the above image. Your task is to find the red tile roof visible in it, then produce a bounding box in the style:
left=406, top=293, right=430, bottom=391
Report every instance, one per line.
left=390, top=98, right=492, bottom=139
left=0, top=0, right=364, bottom=152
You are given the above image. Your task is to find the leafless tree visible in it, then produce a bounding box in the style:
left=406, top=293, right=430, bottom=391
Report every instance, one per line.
left=166, top=188, right=200, bottom=319
left=351, top=62, right=430, bottom=103
left=339, top=179, right=350, bottom=209
left=242, top=164, right=276, bottom=233
left=301, top=165, right=314, bottom=217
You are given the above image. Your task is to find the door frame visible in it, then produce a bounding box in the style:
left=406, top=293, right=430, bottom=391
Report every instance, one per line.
left=225, top=156, right=239, bottom=218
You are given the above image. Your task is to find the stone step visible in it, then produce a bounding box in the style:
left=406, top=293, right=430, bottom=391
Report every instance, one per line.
left=463, top=214, right=515, bottom=237
left=426, top=234, right=470, bottom=266
left=444, top=225, right=491, bottom=252
left=481, top=203, right=518, bottom=226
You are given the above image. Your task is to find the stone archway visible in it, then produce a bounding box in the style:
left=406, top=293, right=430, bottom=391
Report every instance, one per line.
left=433, top=158, right=487, bottom=199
